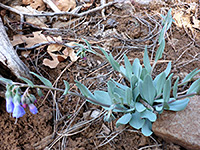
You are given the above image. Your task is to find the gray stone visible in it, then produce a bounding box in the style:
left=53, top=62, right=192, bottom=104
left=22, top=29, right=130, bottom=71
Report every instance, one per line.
left=152, top=96, right=200, bottom=150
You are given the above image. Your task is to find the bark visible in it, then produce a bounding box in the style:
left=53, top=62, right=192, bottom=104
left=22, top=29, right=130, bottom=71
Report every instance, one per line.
left=0, top=17, right=32, bottom=80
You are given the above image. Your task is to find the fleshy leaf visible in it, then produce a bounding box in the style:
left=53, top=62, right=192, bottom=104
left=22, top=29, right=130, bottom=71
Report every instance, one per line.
left=0, top=77, right=13, bottom=84
left=124, top=55, right=132, bottom=80
left=187, top=78, right=200, bottom=94
left=75, top=80, right=95, bottom=100
left=164, top=62, right=171, bottom=77
left=155, top=39, right=165, bottom=63
left=135, top=102, right=146, bottom=112
left=143, top=46, right=151, bottom=74
left=163, top=79, right=171, bottom=109
left=63, top=80, right=70, bottom=95
left=182, top=69, right=200, bottom=85
left=139, top=75, right=156, bottom=105
left=116, top=113, right=132, bottom=128
left=19, top=77, right=34, bottom=87
left=167, top=98, right=190, bottom=111
left=154, top=72, right=166, bottom=96
left=141, top=109, right=157, bottom=122
left=125, top=87, right=132, bottom=105
left=30, top=72, right=52, bottom=87
left=141, top=119, right=153, bottom=136
left=132, top=58, right=142, bottom=78
left=129, top=111, right=145, bottom=129
left=173, top=77, right=179, bottom=99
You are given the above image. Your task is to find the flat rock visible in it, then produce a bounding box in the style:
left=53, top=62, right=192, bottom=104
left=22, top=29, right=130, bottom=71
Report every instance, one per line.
left=152, top=96, right=200, bottom=150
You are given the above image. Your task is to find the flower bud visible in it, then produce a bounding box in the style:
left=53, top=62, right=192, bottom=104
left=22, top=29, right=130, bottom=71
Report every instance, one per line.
left=28, top=104, right=38, bottom=114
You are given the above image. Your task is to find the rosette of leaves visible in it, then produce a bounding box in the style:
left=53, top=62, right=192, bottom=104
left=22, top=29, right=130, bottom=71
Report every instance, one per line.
left=75, top=9, right=200, bottom=136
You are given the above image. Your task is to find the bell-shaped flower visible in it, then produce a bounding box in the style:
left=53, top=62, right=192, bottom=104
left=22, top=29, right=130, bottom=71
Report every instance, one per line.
left=28, top=104, right=38, bottom=114
left=12, top=101, right=26, bottom=118
left=6, top=96, right=14, bottom=113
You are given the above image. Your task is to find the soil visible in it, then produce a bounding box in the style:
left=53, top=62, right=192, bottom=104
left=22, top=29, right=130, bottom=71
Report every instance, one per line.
left=0, top=0, right=200, bottom=150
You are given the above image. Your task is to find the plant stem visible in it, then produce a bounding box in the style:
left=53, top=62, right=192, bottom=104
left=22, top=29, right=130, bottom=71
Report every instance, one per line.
left=13, top=82, right=125, bottom=111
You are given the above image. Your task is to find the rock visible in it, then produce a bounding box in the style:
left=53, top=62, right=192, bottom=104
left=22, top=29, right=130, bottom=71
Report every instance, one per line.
left=152, top=96, right=200, bottom=150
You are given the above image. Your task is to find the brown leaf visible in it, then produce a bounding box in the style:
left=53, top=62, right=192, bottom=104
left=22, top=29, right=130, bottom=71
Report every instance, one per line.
left=53, top=0, right=76, bottom=11
left=43, top=53, right=60, bottom=68
left=22, top=0, right=46, bottom=11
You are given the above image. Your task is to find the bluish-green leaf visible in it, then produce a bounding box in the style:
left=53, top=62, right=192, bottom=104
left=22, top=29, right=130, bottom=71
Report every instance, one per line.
left=124, top=55, right=132, bottom=80
left=132, top=58, right=142, bottom=78
left=140, top=68, right=149, bottom=80
left=116, top=113, right=132, bottom=128
left=139, top=75, right=156, bottom=105
left=141, top=109, right=157, bottom=122
left=182, top=69, right=200, bottom=85
left=155, top=39, right=165, bottom=63
left=164, top=62, right=171, bottom=77
left=99, top=46, right=110, bottom=60
left=143, top=46, right=151, bottom=74
left=75, top=80, right=95, bottom=100
left=167, top=98, right=189, bottom=111
left=30, top=72, right=52, bottom=87
left=63, top=80, right=70, bottom=95
left=109, top=53, right=120, bottom=71
left=111, top=79, right=128, bottom=90
left=0, top=77, right=13, bottom=84
left=19, top=76, right=34, bottom=87
left=154, top=72, right=166, bottom=96
left=135, top=102, right=146, bottom=112
left=120, top=66, right=126, bottom=76
left=141, top=119, right=153, bottom=136
left=129, top=111, right=145, bottom=129
left=158, top=23, right=167, bottom=45
left=125, top=87, right=132, bottom=105
left=173, top=77, right=179, bottom=99
left=163, top=79, right=171, bottom=103
left=94, top=91, right=112, bottom=108
left=130, top=75, right=138, bottom=89
left=187, top=78, right=200, bottom=94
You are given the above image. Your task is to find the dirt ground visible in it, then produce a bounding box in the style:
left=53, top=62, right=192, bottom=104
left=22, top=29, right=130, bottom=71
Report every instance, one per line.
left=0, top=0, right=200, bottom=149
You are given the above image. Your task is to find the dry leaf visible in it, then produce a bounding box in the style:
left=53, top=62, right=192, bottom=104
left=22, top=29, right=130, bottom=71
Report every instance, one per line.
left=11, top=31, right=62, bottom=48
left=13, top=6, right=47, bottom=27
left=43, top=52, right=60, bottom=68
left=22, top=0, right=46, bottom=11
left=53, top=0, right=76, bottom=11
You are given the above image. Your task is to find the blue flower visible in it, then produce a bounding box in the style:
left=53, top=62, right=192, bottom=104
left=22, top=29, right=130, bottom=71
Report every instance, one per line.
left=28, top=104, right=38, bottom=114
left=6, top=96, right=14, bottom=113
left=12, top=101, right=26, bottom=118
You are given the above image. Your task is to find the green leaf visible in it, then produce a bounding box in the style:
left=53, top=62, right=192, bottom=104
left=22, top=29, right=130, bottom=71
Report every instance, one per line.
left=143, top=46, right=151, bottom=74
left=120, top=66, right=126, bottom=76
left=164, top=62, right=171, bottom=77
left=125, top=87, right=133, bottom=105
left=63, top=80, right=70, bottom=95
left=30, top=72, right=52, bottom=87
left=173, top=77, right=179, bottom=99
left=75, top=80, right=95, bottom=100
left=182, top=69, right=200, bottom=85
left=135, top=102, right=146, bottom=112
left=129, top=111, right=145, bottom=129
left=124, top=55, right=132, bottom=80
left=133, top=86, right=140, bottom=102
left=19, top=77, right=34, bottom=87
left=94, top=91, right=112, bottom=108
left=132, top=58, right=142, bottom=78
left=139, top=75, right=156, bottom=105
left=130, top=75, right=138, bottom=89
left=111, top=79, right=128, bottom=90
left=155, top=39, right=165, bottom=63
left=158, top=23, right=167, bottom=44
left=187, top=78, right=200, bottom=94
left=163, top=79, right=171, bottom=109
left=116, top=113, right=132, bottom=128
left=141, top=119, right=153, bottom=136
left=141, top=109, right=157, bottom=122
left=140, top=68, right=149, bottom=80
left=0, top=77, right=13, bottom=84
left=167, top=98, right=189, bottom=111
left=99, top=46, right=110, bottom=60
left=109, top=53, right=120, bottom=71
left=154, top=72, right=166, bottom=96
